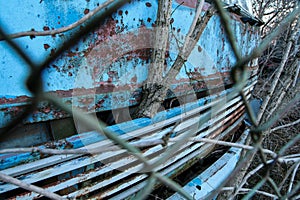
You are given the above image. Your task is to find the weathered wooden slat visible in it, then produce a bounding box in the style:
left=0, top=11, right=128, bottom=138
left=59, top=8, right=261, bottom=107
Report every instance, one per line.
left=0, top=84, right=253, bottom=196
left=77, top=92, right=248, bottom=198
left=97, top=115, right=246, bottom=199
left=0, top=83, right=242, bottom=172
left=0, top=103, right=243, bottom=198
left=53, top=100, right=247, bottom=198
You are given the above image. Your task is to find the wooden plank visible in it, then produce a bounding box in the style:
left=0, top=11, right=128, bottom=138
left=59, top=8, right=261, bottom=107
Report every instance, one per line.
left=6, top=95, right=245, bottom=198
left=1, top=82, right=255, bottom=198
left=66, top=105, right=246, bottom=198
left=97, top=117, right=246, bottom=199
left=0, top=86, right=232, bottom=172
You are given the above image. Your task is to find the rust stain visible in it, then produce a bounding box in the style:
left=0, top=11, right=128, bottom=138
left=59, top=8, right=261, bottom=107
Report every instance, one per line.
left=131, top=75, right=137, bottom=83
left=92, top=17, right=117, bottom=45
left=198, top=46, right=202, bottom=52
left=222, top=37, right=225, bottom=51
left=176, top=0, right=197, bottom=8
left=43, top=26, right=50, bottom=31
left=170, top=18, right=174, bottom=24
left=42, top=106, right=51, bottom=114
left=145, top=2, right=152, bottom=7
left=52, top=64, right=60, bottom=72
left=44, top=44, right=50, bottom=50
left=175, top=0, right=211, bottom=10
left=95, top=99, right=105, bottom=109
left=84, top=8, right=90, bottom=15
left=50, top=48, right=56, bottom=56
left=0, top=96, right=30, bottom=104
left=66, top=51, right=78, bottom=57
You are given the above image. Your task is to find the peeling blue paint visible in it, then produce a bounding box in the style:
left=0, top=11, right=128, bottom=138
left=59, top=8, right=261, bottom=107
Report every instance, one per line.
left=0, top=0, right=259, bottom=127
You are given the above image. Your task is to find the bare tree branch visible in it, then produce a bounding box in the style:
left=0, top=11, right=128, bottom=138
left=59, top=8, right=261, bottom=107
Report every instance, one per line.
left=288, top=162, right=300, bottom=193
left=133, top=0, right=173, bottom=118
left=222, top=187, right=278, bottom=199
left=0, top=0, right=116, bottom=41
left=164, top=1, right=214, bottom=86
left=292, top=60, right=300, bottom=87
left=270, top=118, right=300, bottom=133
left=0, top=172, right=64, bottom=200
left=257, top=18, right=300, bottom=123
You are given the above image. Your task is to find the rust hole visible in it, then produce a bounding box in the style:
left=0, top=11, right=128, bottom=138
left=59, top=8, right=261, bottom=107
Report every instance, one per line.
left=196, top=185, right=201, bottom=190
left=43, top=26, right=50, bottom=31
left=145, top=2, right=152, bottom=7
left=44, top=44, right=50, bottom=50
left=84, top=8, right=90, bottom=15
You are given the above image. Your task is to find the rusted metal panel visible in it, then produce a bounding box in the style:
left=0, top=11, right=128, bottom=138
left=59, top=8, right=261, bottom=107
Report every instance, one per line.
left=0, top=0, right=261, bottom=199
left=0, top=0, right=260, bottom=127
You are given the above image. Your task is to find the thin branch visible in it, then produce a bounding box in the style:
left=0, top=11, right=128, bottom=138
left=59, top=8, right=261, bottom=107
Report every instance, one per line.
left=265, top=78, right=293, bottom=121
left=0, top=172, right=64, bottom=200
left=267, top=177, right=282, bottom=198
left=189, top=137, right=277, bottom=158
left=230, top=160, right=273, bottom=199
left=142, top=1, right=212, bottom=171
left=133, top=0, right=172, bottom=118
left=270, top=118, right=300, bottom=133
left=277, top=126, right=300, bottom=157
left=292, top=60, right=300, bottom=87
left=258, top=18, right=300, bottom=124
left=27, top=0, right=129, bottom=99
left=0, top=135, right=279, bottom=159
left=163, top=1, right=214, bottom=86
left=222, top=187, right=278, bottom=199
left=279, top=162, right=299, bottom=190
left=0, top=27, right=37, bottom=69
left=254, top=93, right=300, bottom=133
left=288, top=161, right=300, bottom=193
left=0, top=0, right=116, bottom=41
left=233, top=5, right=300, bottom=77
left=283, top=179, right=300, bottom=199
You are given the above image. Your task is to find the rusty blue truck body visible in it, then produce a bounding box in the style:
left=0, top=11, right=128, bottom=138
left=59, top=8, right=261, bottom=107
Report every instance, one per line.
left=0, top=0, right=261, bottom=199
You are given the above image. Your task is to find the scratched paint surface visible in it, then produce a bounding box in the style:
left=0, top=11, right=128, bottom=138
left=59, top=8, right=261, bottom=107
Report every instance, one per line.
left=0, top=1, right=261, bottom=198
left=0, top=0, right=259, bottom=127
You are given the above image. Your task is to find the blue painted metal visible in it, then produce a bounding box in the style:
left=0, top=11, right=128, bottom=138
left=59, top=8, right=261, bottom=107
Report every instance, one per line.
left=168, top=129, right=249, bottom=200
left=0, top=0, right=261, bottom=199
left=0, top=0, right=259, bottom=127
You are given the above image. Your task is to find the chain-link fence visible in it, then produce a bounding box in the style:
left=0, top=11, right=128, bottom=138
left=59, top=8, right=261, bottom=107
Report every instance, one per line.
left=0, top=0, right=299, bottom=199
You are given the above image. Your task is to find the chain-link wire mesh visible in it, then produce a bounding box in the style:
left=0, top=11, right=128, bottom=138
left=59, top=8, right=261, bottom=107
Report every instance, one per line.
left=0, top=0, right=299, bottom=199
